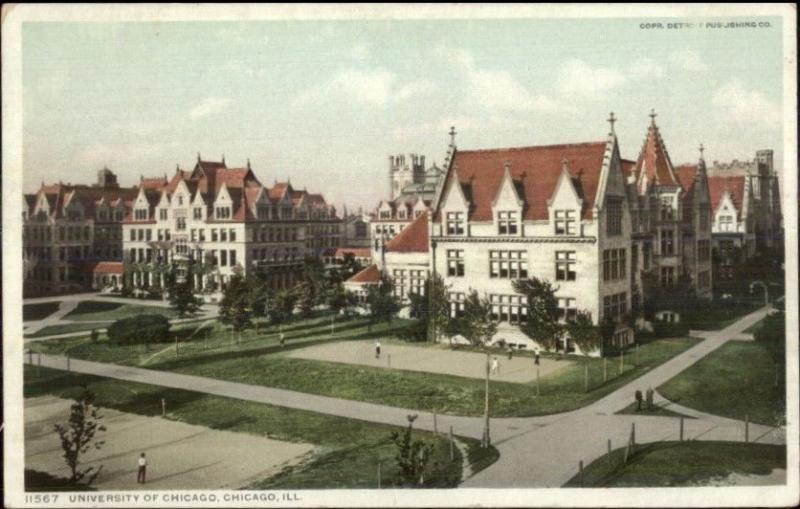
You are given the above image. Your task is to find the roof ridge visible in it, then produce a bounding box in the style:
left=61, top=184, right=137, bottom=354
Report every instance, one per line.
left=458, top=141, right=607, bottom=154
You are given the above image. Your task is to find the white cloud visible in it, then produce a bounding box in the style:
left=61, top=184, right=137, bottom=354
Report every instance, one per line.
left=436, top=46, right=559, bottom=112
left=629, top=57, right=665, bottom=79
left=711, top=79, right=781, bottom=129
left=189, top=97, right=232, bottom=119
left=668, top=50, right=709, bottom=72
left=556, top=58, right=626, bottom=98
left=295, top=69, right=435, bottom=107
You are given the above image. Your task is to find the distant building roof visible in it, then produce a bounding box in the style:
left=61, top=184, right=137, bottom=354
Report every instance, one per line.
left=385, top=212, right=428, bottom=253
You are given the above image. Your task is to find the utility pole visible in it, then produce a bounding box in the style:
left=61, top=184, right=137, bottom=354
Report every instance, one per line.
left=482, top=352, right=491, bottom=448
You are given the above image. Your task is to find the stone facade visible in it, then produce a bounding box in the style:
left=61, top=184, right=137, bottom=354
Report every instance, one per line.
left=121, top=156, right=340, bottom=300
left=22, top=168, right=137, bottom=297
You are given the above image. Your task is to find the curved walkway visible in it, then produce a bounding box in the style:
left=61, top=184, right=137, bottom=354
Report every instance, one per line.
left=25, top=305, right=782, bottom=487
left=23, top=293, right=218, bottom=342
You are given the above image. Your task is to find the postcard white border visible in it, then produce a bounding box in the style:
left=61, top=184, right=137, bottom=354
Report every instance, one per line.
left=3, top=3, right=798, bottom=508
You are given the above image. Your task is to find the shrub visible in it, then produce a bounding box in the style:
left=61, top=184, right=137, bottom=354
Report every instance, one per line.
left=651, top=320, right=690, bottom=338
left=106, top=314, right=170, bottom=344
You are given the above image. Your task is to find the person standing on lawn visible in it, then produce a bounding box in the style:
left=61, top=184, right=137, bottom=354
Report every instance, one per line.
left=635, top=390, right=643, bottom=411
left=646, top=387, right=654, bottom=411
left=534, top=348, right=541, bottom=366
left=137, top=452, right=147, bottom=484
left=491, top=356, right=499, bottom=375
left=375, top=341, right=381, bottom=359
left=507, top=345, right=513, bottom=360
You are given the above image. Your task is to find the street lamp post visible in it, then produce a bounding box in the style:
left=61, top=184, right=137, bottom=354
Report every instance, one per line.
left=482, top=352, right=491, bottom=448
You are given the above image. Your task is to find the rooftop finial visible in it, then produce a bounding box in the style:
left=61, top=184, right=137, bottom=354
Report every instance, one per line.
left=649, top=108, right=657, bottom=126
left=247, top=158, right=251, bottom=170
left=197, top=152, right=201, bottom=162
left=561, top=156, right=570, bottom=173
left=222, top=153, right=225, bottom=165
left=449, top=126, right=457, bottom=147
left=607, top=111, right=617, bottom=133
left=503, top=159, right=511, bottom=173
left=699, top=143, right=705, bottom=160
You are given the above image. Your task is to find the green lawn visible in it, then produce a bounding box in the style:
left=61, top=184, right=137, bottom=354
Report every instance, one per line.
left=28, top=312, right=699, bottom=418
left=563, top=441, right=785, bottom=487
left=26, top=469, right=97, bottom=492
left=25, top=322, right=111, bottom=339
left=63, top=300, right=178, bottom=322
left=744, top=318, right=766, bottom=334
left=658, top=342, right=785, bottom=426
left=683, top=301, right=762, bottom=331
left=23, top=302, right=62, bottom=322
left=25, top=366, right=496, bottom=489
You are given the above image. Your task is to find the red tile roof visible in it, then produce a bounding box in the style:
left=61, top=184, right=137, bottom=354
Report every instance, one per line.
left=442, top=142, right=609, bottom=221
left=633, top=122, right=678, bottom=186
left=91, top=261, right=124, bottom=274
left=385, top=212, right=428, bottom=253
left=708, top=175, right=746, bottom=217
left=346, top=263, right=381, bottom=284
left=335, top=247, right=372, bottom=259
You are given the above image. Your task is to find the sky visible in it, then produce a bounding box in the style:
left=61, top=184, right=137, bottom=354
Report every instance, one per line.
left=22, top=17, right=784, bottom=211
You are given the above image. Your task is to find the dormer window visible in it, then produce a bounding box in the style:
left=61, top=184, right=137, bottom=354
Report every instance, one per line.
left=258, top=206, right=269, bottom=220
left=215, top=207, right=231, bottom=219
left=159, top=209, right=168, bottom=220
left=719, top=216, right=734, bottom=232
left=177, top=196, right=184, bottom=206
left=554, top=210, right=576, bottom=235
left=446, top=211, right=465, bottom=235
left=497, top=211, right=518, bottom=235
left=135, top=209, right=148, bottom=221
left=193, top=207, right=203, bottom=220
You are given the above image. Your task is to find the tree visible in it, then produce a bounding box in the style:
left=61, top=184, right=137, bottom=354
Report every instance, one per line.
left=295, top=281, right=315, bottom=317
left=53, top=385, right=106, bottom=486
left=452, top=290, right=497, bottom=347
left=566, top=311, right=602, bottom=355
left=269, top=288, right=298, bottom=325
left=366, top=275, right=401, bottom=328
left=302, top=257, right=329, bottom=306
left=218, top=274, right=252, bottom=333
left=326, top=282, right=349, bottom=315
left=390, top=414, right=434, bottom=487
left=168, top=280, right=202, bottom=318
left=407, top=274, right=450, bottom=342
left=513, top=277, right=563, bottom=351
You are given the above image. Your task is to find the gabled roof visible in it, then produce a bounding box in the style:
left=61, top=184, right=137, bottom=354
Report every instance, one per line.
left=708, top=175, right=746, bottom=217
left=92, top=261, right=124, bottom=274
left=385, top=212, right=428, bottom=253
left=440, top=142, right=608, bottom=221
left=335, top=247, right=372, bottom=259
left=345, top=263, right=381, bottom=284
left=633, top=118, right=678, bottom=187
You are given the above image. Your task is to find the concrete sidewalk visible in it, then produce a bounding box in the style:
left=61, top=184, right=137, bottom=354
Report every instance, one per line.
left=25, top=305, right=784, bottom=487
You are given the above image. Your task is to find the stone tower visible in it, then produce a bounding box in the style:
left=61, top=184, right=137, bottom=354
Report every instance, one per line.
left=389, top=153, right=426, bottom=200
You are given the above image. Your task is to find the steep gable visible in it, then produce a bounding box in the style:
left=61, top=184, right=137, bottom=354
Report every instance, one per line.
left=439, top=142, right=607, bottom=221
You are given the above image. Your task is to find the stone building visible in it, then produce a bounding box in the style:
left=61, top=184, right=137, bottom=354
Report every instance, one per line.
left=22, top=168, right=137, bottom=297
left=623, top=112, right=713, bottom=313
left=122, top=155, right=340, bottom=300
left=430, top=121, right=635, bottom=353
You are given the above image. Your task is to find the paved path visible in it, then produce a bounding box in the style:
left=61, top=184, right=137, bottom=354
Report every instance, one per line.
left=26, top=305, right=783, bottom=487
left=23, top=293, right=218, bottom=341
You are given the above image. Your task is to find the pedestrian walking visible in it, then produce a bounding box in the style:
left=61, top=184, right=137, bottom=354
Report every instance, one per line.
left=507, top=346, right=513, bottom=360
left=375, top=341, right=381, bottom=359
left=279, top=332, right=285, bottom=347
left=646, top=387, right=654, bottom=411
left=635, top=390, right=643, bottom=411
left=137, top=452, right=147, bottom=484
left=491, top=356, right=499, bottom=375
left=534, top=349, right=541, bottom=366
